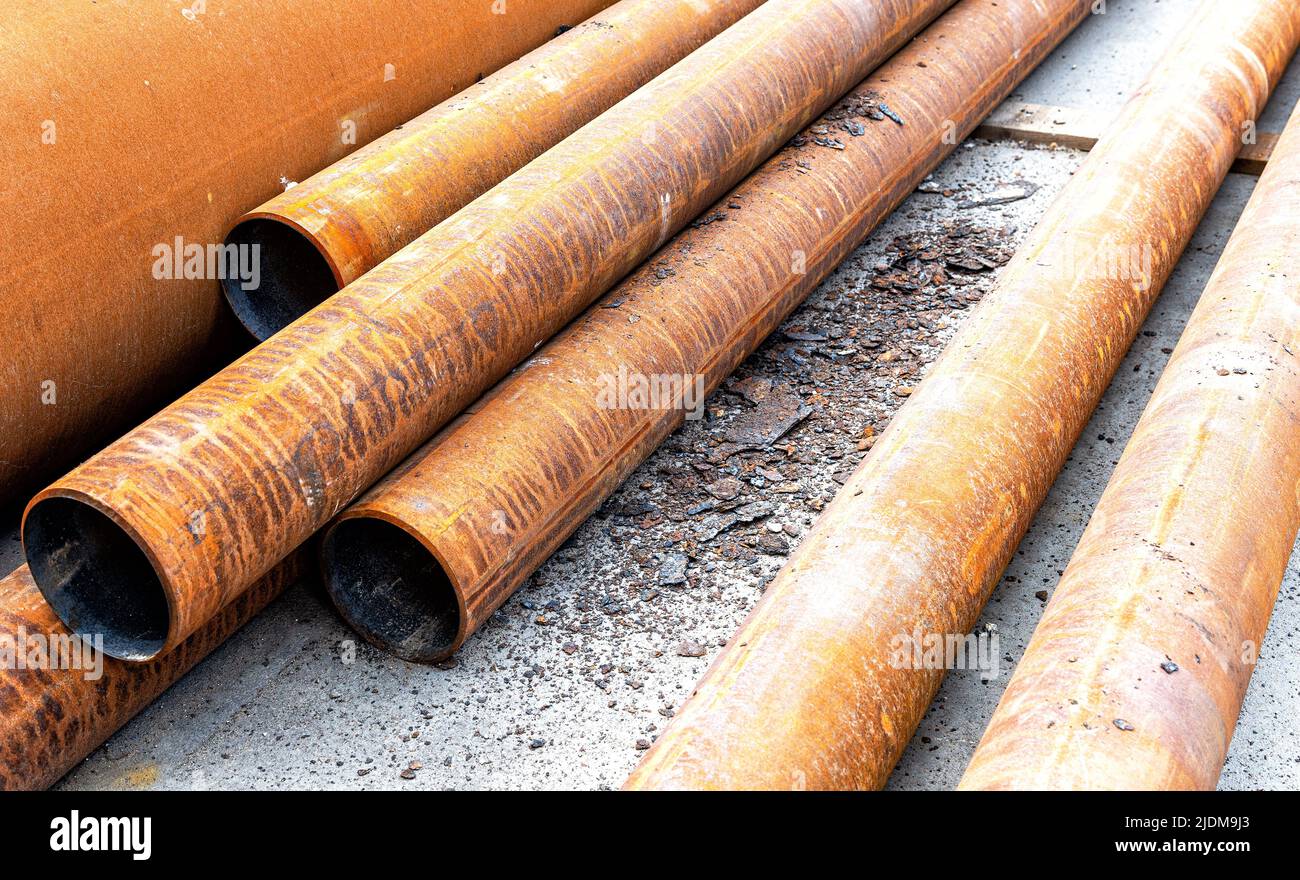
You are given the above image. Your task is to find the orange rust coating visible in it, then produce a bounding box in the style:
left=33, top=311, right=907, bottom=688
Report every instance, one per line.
left=227, top=0, right=767, bottom=339
left=625, top=0, right=1300, bottom=791
left=958, top=100, right=1300, bottom=792
left=0, top=555, right=306, bottom=791
left=326, top=0, right=1095, bottom=663
left=26, top=0, right=953, bottom=661
left=0, top=0, right=613, bottom=502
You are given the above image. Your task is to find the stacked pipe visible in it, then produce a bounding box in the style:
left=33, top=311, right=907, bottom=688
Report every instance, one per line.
left=319, top=0, right=1096, bottom=663
left=0, top=0, right=612, bottom=501
left=0, top=0, right=767, bottom=789
left=222, top=0, right=768, bottom=339
left=23, top=0, right=953, bottom=663
left=6, top=0, right=1295, bottom=794
left=0, top=555, right=307, bottom=791
left=0, top=388, right=497, bottom=790
left=625, top=0, right=1300, bottom=790
left=958, top=97, right=1300, bottom=792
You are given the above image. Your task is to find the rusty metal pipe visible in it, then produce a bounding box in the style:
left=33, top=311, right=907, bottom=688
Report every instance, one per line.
left=25, top=0, right=952, bottom=661
left=624, top=0, right=1300, bottom=791
left=320, top=0, right=1095, bottom=665
left=0, top=554, right=306, bottom=791
left=0, top=0, right=613, bottom=503
left=224, top=0, right=768, bottom=340
left=958, top=99, right=1300, bottom=793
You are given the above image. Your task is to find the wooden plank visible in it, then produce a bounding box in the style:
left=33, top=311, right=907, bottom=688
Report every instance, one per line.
left=974, top=100, right=1105, bottom=151
left=1235, top=130, right=1279, bottom=175
left=974, top=100, right=1277, bottom=175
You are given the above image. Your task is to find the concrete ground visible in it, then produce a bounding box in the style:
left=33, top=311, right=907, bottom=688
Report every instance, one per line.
left=16, top=0, right=1298, bottom=789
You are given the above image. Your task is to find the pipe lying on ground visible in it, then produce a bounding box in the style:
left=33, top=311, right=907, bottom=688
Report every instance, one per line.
left=624, top=0, right=1300, bottom=791
left=320, top=0, right=1094, bottom=664
left=959, top=99, right=1300, bottom=792
left=25, top=0, right=952, bottom=662
left=0, top=554, right=307, bottom=791
left=0, top=0, right=612, bottom=504
left=224, top=0, right=767, bottom=340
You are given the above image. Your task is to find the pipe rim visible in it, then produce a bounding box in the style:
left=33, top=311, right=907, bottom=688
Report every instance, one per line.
left=320, top=511, right=468, bottom=664
left=221, top=214, right=343, bottom=341
left=22, top=489, right=175, bottom=662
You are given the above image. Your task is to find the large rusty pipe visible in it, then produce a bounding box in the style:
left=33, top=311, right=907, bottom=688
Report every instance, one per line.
left=625, top=0, right=1300, bottom=791
left=958, top=100, right=1300, bottom=792
left=0, top=0, right=613, bottom=503
left=224, top=0, right=768, bottom=340
left=320, top=0, right=1095, bottom=664
left=25, top=0, right=952, bottom=662
left=0, top=554, right=306, bottom=791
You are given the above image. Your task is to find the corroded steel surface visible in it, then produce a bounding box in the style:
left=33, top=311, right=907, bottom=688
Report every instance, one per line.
left=26, top=0, right=952, bottom=661
left=959, top=100, right=1300, bottom=792
left=0, top=0, right=612, bottom=502
left=225, top=0, right=767, bottom=339
left=0, top=554, right=306, bottom=791
left=625, top=0, right=1300, bottom=790
left=322, top=0, right=1093, bottom=664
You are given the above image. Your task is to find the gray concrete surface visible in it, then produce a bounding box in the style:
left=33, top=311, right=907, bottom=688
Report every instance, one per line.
left=1012, top=0, right=1300, bottom=133
left=12, top=0, right=1298, bottom=790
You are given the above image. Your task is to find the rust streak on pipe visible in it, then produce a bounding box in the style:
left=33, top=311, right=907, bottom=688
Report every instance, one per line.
left=320, top=0, right=1094, bottom=665
left=224, top=0, right=768, bottom=340
left=624, top=0, right=1300, bottom=791
left=25, top=0, right=953, bottom=661
left=0, top=554, right=306, bottom=791
left=0, top=0, right=613, bottom=502
left=959, top=99, right=1300, bottom=792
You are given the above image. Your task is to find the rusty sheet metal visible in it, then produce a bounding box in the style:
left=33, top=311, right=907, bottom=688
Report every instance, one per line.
left=225, top=0, right=768, bottom=339
left=624, top=0, right=1300, bottom=791
left=24, top=0, right=953, bottom=662
left=0, top=554, right=306, bottom=791
left=320, top=0, right=1095, bottom=665
left=0, top=0, right=612, bottom=503
left=958, top=100, right=1300, bottom=792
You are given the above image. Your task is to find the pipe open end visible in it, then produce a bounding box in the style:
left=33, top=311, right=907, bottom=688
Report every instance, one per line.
left=24, top=496, right=170, bottom=662
left=321, top=517, right=462, bottom=664
left=221, top=218, right=340, bottom=340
